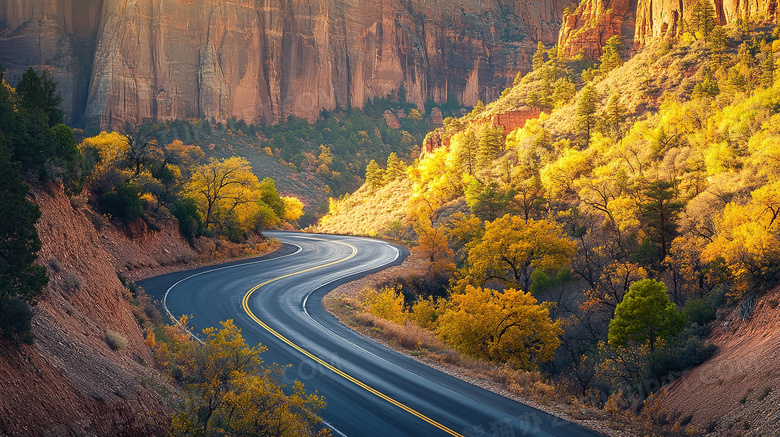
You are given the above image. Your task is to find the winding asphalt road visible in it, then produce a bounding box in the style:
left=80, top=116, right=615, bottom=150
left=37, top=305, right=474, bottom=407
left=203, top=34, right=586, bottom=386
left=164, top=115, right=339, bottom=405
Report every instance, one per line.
left=139, top=232, right=602, bottom=437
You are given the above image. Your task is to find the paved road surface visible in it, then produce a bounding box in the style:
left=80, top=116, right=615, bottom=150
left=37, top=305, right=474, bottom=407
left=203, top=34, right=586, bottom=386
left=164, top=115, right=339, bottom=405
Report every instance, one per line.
left=139, top=232, right=602, bottom=437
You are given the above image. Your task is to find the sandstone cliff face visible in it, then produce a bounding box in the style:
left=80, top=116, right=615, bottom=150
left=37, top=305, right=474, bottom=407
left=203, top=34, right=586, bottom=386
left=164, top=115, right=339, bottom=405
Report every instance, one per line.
left=84, top=0, right=569, bottom=128
left=559, top=0, right=779, bottom=59
left=558, top=0, right=637, bottom=59
left=1, top=0, right=569, bottom=128
left=0, top=0, right=103, bottom=122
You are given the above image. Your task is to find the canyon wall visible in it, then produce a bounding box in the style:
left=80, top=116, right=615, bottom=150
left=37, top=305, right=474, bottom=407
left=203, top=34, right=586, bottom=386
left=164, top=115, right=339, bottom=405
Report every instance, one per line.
left=0, top=0, right=103, bottom=122
left=1, top=0, right=570, bottom=127
left=559, top=0, right=779, bottom=59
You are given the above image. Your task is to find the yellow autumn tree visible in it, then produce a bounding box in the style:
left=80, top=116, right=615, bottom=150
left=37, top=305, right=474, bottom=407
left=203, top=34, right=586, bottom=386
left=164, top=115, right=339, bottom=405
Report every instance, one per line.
left=466, top=215, right=576, bottom=290
left=437, top=285, right=561, bottom=370
left=281, top=196, right=304, bottom=222
left=703, top=182, right=780, bottom=294
left=80, top=131, right=131, bottom=184
left=155, top=319, right=327, bottom=437
left=416, top=224, right=456, bottom=277
left=361, top=285, right=407, bottom=324
left=183, top=157, right=261, bottom=233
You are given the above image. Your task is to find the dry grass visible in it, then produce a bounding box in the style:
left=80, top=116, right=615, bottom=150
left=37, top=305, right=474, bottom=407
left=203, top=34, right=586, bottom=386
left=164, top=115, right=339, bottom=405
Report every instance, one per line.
left=316, top=178, right=412, bottom=236
left=326, top=296, right=556, bottom=403
left=105, top=330, right=128, bottom=351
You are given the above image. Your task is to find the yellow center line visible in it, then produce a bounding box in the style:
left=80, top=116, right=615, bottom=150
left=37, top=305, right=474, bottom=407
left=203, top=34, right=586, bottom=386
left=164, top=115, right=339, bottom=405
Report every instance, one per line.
left=241, top=237, right=463, bottom=437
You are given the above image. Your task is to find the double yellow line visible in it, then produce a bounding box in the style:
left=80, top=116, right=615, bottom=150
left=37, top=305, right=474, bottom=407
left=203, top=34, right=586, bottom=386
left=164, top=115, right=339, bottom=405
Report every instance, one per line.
left=241, top=237, right=462, bottom=437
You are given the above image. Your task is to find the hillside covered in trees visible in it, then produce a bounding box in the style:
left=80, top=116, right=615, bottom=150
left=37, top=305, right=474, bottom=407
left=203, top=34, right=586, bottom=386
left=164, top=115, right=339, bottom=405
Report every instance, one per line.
left=318, top=7, right=780, bottom=434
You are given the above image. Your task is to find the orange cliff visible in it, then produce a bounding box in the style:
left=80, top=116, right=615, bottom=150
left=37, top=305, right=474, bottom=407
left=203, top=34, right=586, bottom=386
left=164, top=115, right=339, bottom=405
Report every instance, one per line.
left=559, top=0, right=780, bottom=60
left=0, top=0, right=570, bottom=128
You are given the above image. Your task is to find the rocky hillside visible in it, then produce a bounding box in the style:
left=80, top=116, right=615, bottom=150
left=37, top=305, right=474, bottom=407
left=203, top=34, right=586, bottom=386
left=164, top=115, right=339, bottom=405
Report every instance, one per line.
left=654, top=288, right=780, bottom=434
left=0, top=0, right=569, bottom=127
left=0, top=185, right=199, bottom=436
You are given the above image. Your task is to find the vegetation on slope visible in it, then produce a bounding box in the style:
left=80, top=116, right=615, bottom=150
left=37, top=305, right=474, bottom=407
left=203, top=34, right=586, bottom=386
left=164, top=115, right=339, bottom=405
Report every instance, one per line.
left=101, top=92, right=456, bottom=226
left=318, top=11, right=780, bottom=432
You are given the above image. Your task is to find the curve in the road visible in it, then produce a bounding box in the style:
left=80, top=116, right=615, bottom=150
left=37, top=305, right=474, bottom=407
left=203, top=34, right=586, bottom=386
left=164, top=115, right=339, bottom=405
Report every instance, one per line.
left=140, top=232, right=603, bottom=437
left=240, top=236, right=460, bottom=436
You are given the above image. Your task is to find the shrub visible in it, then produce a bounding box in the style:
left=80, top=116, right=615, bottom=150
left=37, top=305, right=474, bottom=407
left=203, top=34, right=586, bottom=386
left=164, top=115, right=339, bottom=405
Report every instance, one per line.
left=48, top=257, right=62, bottom=273
left=0, top=297, right=35, bottom=344
left=64, top=272, right=82, bottom=291
left=99, top=181, right=143, bottom=224
left=105, top=330, right=128, bottom=350
left=171, top=198, right=203, bottom=241
left=360, top=286, right=407, bottom=324
left=684, top=297, right=716, bottom=325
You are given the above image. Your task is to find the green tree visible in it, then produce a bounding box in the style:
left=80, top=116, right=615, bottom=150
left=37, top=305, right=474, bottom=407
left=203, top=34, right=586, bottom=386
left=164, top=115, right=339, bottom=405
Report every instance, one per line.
left=455, top=130, right=479, bottom=176
left=602, top=93, right=627, bottom=138
left=532, top=41, right=546, bottom=71
left=469, top=100, right=486, bottom=117
left=691, top=0, right=718, bottom=41
left=761, top=50, right=775, bottom=88
left=599, top=36, right=623, bottom=73
left=577, top=84, right=598, bottom=144
left=384, top=152, right=406, bottom=182
left=708, top=26, right=729, bottom=69
left=14, top=67, right=64, bottom=127
left=608, top=279, right=684, bottom=351
left=641, top=181, right=684, bottom=261
left=0, top=141, right=48, bottom=344
left=692, top=68, right=721, bottom=98
left=477, top=126, right=504, bottom=169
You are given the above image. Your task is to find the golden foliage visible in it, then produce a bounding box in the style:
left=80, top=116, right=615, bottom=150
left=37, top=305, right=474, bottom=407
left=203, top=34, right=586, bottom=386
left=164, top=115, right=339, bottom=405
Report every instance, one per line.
left=183, top=157, right=261, bottom=232
left=437, top=285, right=562, bottom=370
left=360, top=285, right=408, bottom=324
left=466, top=215, right=576, bottom=290
left=156, top=318, right=327, bottom=437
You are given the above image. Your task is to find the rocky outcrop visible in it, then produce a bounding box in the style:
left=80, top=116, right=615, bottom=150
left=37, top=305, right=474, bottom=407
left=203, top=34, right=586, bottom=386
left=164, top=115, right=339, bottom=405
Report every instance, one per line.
left=429, top=107, right=444, bottom=127
left=634, top=0, right=778, bottom=42
left=1, top=0, right=570, bottom=128
left=559, top=0, right=779, bottom=59
left=491, top=107, right=543, bottom=135
left=558, top=0, right=637, bottom=59
left=0, top=186, right=177, bottom=436
left=384, top=110, right=400, bottom=129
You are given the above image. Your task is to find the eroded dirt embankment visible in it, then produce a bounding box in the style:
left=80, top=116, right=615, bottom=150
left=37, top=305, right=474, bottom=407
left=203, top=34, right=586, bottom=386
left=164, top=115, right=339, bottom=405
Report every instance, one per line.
left=656, top=288, right=780, bottom=435
left=0, top=185, right=276, bottom=436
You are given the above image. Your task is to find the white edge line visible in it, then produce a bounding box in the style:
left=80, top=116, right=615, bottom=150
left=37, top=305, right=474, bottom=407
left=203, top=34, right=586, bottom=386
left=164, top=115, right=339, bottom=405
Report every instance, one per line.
left=163, top=234, right=396, bottom=437
left=162, top=242, right=303, bottom=343
left=162, top=237, right=347, bottom=436
left=300, top=243, right=401, bottom=360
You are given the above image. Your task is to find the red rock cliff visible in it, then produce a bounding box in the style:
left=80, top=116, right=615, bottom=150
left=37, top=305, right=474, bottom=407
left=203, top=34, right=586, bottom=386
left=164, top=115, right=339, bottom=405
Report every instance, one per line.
left=1, top=0, right=570, bottom=127
left=559, top=0, right=779, bottom=59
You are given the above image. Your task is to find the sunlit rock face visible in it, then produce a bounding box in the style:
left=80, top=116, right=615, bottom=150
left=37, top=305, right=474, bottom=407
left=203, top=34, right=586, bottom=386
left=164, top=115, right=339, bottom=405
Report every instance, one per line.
left=1, top=0, right=571, bottom=127
left=559, top=0, right=777, bottom=60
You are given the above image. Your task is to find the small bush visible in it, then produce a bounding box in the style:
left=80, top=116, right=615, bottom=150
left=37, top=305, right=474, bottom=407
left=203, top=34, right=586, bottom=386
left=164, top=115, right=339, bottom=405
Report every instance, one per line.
left=684, top=298, right=717, bottom=325
left=171, top=198, right=203, bottom=241
left=69, top=195, right=87, bottom=209
left=64, top=272, right=82, bottom=291
left=48, top=257, right=63, bottom=273
left=105, top=330, right=128, bottom=351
